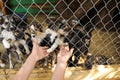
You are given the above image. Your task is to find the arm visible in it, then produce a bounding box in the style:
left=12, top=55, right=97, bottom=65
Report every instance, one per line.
left=12, top=38, right=49, bottom=80
left=51, top=60, right=67, bottom=80
left=51, top=46, right=74, bottom=80
left=12, top=53, right=37, bottom=80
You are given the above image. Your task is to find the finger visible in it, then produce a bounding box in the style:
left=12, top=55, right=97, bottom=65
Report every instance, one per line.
left=64, top=46, right=69, bottom=51
left=58, top=49, right=63, bottom=57
left=42, top=46, right=49, bottom=49
left=70, top=48, right=74, bottom=55
left=59, top=45, right=64, bottom=50
left=59, top=46, right=64, bottom=54
left=33, top=37, right=38, bottom=45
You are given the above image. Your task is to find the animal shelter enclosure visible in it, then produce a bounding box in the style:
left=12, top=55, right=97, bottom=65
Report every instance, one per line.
left=0, top=0, right=120, bottom=80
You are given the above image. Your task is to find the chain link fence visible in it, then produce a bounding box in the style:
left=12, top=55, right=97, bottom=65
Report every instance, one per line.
left=0, top=0, right=120, bottom=79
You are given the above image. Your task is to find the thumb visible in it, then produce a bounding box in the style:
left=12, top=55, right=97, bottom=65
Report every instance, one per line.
left=70, top=48, right=74, bottom=56
left=33, top=37, right=38, bottom=46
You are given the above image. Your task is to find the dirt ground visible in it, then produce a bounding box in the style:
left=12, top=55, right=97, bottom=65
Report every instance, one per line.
left=0, top=64, right=120, bottom=80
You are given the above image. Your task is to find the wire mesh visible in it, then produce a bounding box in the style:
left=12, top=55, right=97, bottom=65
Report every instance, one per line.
left=0, top=0, right=120, bottom=79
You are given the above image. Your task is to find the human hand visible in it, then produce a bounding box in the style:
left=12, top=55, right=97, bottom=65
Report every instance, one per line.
left=31, top=37, right=49, bottom=62
left=57, top=46, right=74, bottom=64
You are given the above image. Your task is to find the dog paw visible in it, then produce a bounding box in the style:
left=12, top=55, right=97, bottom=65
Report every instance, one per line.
left=9, top=65, right=14, bottom=69
left=26, top=50, right=30, bottom=54
left=47, top=49, right=53, bottom=53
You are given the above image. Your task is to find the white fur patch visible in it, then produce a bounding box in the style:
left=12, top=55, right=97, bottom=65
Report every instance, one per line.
left=45, top=28, right=57, bottom=43
left=2, top=39, right=10, bottom=48
left=30, top=25, right=35, bottom=30
left=0, top=63, right=5, bottom=68
left=1, top=30, right=16, bottom=41
left=2, top=24, right=8, bottom=29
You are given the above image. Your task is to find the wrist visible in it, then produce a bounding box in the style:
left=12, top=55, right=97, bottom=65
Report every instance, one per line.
left=56, top=62, right=67, bottom=68
left=30, top=53, right=38, bottom=63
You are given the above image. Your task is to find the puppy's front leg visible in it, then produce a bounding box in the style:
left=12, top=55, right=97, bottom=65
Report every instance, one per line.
left=47, top=38, right=59, bottom=53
